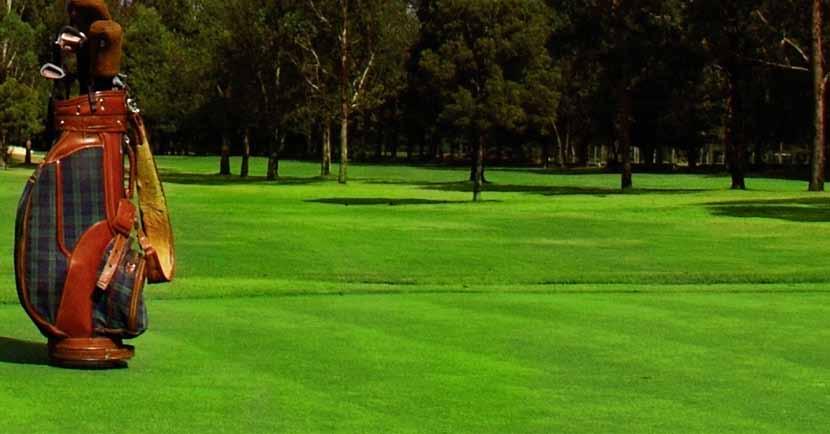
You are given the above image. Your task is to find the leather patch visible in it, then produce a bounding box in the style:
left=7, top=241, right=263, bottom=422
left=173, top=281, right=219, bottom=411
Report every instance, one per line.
left=55, top=221, right=114, bottom=337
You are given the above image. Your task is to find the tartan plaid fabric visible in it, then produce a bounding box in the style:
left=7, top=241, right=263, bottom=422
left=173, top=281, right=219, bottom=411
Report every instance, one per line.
left=14, top=176, right=35, bottom=304
left=94, top=241, right=148, bottom=337
left=61, top=148, right=106, bottom=251
left=25, top=164, right=68, bottom=324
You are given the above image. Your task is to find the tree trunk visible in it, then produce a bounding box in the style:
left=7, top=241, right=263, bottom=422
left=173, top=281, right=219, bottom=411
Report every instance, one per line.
left=551, top=121, right=563, bottom=169
left=339, top=110, right=349, bottom=184
left=724, top=69, right=746, bottom=190
left=688, top=143, right=699, bottom=170
left=240, top=130, right=250, bottom=178
left=267, top=130, right=280, bottom=181
left=219, top=134, right=231, bottom=176
left=338, top=0, right=350, bottom=184
left=0, top=132, right=7, bottom=170
left=617, top=84, right=633, bottom=190
left=810, top=0, right=826, bottom=191
left=472, top=133, right=485, bottom=202
left=267, top=150, right=279, bottom=180
left=322, top=119, right=332, bottom=176
left=219, top=83, right=232, bottom=176
left=25, top=137, right=31, bottom=165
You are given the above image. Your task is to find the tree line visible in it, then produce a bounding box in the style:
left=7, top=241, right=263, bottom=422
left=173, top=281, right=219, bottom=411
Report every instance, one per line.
left=1, top=0, right=828, bottom=195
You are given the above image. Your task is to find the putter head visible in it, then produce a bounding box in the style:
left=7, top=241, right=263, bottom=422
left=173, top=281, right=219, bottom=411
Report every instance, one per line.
left=40, top=63, right=67, bottom=80
left=55, top=26, right=87, bottom=53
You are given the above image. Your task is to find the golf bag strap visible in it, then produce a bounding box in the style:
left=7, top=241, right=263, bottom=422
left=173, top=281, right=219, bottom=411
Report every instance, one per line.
left=130, top=113, right=175, bottom=283
left=96, top=199, right=135, bottom=290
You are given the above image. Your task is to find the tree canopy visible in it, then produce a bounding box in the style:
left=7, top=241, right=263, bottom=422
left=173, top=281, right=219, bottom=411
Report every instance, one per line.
left=1, top=0, right=827, bottom=191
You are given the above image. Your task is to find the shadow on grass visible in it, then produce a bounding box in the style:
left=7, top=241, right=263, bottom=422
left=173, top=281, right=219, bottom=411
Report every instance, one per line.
left=306, top=197, right=481, bottom=206
left=708, top=197, right=830, bottom=222
left=363, top=179, right=705, bottom=196
left=160, top=172, right=329, bottom=186
left=0, top=337, right=49, bottom=366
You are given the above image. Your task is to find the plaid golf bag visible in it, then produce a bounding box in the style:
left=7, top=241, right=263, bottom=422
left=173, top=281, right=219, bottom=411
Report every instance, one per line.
left=14, top=90, right=175, bottom=356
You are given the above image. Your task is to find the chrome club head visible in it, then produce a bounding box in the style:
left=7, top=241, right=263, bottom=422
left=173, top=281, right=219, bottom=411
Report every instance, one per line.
left=40, top=63, right=67, bottom=80
left=55, top=26, right=87, bottom=52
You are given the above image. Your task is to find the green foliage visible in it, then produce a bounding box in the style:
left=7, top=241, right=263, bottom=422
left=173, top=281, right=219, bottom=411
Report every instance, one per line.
left=123, top=5, right=182, bottom=136
left=0, top=78, right=44, bottom=167
left=420, top=0, right=560, bottom=147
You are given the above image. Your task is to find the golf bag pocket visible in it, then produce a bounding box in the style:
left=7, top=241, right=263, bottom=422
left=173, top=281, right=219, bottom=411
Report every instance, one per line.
left=94, top=240, right=148, bottom=338
left=15, top=146, right=108, bottom=337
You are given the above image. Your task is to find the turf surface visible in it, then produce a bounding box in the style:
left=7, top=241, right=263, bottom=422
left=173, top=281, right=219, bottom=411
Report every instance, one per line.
left=0, top=158, right=827, bottom=433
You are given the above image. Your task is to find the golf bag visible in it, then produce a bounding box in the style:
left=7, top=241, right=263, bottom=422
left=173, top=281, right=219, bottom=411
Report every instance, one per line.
left=14, top=0, right=174, bottom=365
left=14, top=91, right=175, bottom=342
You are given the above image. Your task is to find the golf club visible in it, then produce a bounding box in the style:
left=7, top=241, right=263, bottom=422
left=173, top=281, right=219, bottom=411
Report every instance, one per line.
left=40, top=63, right=67, bottom=80
left=55, top=25, right=87, bottom=53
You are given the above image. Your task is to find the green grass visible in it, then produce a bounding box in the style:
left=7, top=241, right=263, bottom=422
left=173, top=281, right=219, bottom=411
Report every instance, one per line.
left=0, top=158, right=828, bottom=433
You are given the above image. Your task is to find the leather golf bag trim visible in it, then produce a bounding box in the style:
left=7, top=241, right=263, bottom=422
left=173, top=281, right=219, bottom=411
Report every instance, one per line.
left=14, top=89, right=175, bottom=342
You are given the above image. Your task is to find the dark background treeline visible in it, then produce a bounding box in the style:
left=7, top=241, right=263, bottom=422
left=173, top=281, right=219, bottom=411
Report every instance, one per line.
left=1, top=0, right=828, bottom=191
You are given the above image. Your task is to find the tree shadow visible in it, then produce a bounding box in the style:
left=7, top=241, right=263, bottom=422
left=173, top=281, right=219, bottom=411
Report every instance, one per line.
left=306, top=197, right=483, bottom=206
left=0, top=337, right=49, bottom=366
left=708, top=197, right=830, bottom=222
left=160, top=172, right=329, bottom=186
left=363, top=180, right=705, bottom=196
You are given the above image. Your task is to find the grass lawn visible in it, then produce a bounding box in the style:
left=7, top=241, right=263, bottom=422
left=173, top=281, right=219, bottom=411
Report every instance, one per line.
left=0, top=157, right=827, bottom=433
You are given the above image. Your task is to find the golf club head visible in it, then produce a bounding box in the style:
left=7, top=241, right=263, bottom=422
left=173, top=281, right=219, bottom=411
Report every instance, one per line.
left=40, top=63, right=67, bottom=81
left=55, top=26, right=87, bottom=53
left=112, top=74, right=128, bottom=89
left=88, top=20, right=123, bottom=80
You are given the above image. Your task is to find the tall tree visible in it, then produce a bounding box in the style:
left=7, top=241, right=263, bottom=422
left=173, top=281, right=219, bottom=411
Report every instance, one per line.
left=810, top=0, right=825, bottom=191
left=0, top=2, right=45, bottom=167
left=288, top=0, right=414, bottom=183
left=420, top=0, right=557, bottom=201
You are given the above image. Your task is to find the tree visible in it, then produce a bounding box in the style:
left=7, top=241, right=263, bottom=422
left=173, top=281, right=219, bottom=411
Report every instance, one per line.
left=0, top=78, right=43, bottom=168
left=810, top=0, right=825, bottom=191
left=221, top=0, right=302, bottom=179
left=288, top=0, right=414, bottom=183
left=420, top=0, right=557, bottom=201
left=0, top=4, right=45, bottom=168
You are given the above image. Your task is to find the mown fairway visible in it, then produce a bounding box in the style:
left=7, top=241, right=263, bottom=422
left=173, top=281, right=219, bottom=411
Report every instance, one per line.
left=0, top=158, right=827, bottom=433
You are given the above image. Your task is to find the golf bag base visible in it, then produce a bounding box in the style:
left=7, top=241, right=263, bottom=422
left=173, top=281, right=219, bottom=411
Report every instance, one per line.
left=49, top=337, right=134, bottom=368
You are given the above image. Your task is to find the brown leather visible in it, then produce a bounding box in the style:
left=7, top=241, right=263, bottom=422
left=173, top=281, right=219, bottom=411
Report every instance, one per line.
left=49, top=337, right=133, bottom=368
left=132, top=115, right=176, bottom=283
left=55, top=115, right=128, bottom=133
left=54, top=91, right=128, bottom=117
left=102, top=127, right=125, bottom=233
left=67, top=0, right=111, bottom=33
left=113, top=199, right=136, bottom=236
left=54, top=221, right=113, bottom=337
left=97, top=234, right=128, bottom=290
left=88, top=20, right=123, bottom=78
left=45, top=135, right=101, bottom=163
